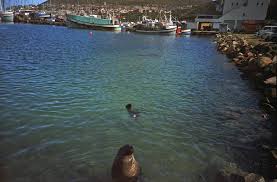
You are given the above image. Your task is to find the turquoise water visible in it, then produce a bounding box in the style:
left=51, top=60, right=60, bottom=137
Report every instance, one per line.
left=0, top=24, right=270, bottom=182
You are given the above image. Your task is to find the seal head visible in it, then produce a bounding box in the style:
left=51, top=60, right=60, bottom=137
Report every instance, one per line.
left=125, top=104, right=139, bottom=118
left=112, top=145, right=141, bottom=182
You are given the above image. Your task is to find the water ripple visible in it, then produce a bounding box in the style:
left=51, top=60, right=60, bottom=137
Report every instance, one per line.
left=0, top=24, right=269, bottom=182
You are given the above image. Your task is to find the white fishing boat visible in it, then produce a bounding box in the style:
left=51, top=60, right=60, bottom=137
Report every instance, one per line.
left=134, top=11, right=177, bottom=34
left=0, top=0, right=14, bottom=22
left=1, top=10, right=14, bottom=22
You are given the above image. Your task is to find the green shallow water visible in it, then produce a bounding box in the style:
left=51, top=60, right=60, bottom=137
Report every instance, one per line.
left=0, top=24, right=270, bottom=182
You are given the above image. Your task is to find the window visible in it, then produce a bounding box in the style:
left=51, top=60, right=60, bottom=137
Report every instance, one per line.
left=257, top=2, right=259, bottom=6
left=261, top=2, right=264, bottom=6
left=243, top=13, right=246, bottom=16
left=232, top=2, right=234, bottom=6
left=236, top=2, right=238, bottom=5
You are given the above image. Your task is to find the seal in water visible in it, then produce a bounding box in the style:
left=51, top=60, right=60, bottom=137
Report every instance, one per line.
left=125, top=104, right=139, bottom=118
left=112, top=144, right=141, bottom=182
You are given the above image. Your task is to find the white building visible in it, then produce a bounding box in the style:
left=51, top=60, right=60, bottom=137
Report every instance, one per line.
left=216, top=0, right=270, bottom=30
left=194, top=15, right=222, bottom=30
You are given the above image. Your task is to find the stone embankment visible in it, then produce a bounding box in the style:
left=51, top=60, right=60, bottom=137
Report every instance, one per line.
left=215, top=34, right=276, bottom=114
left=215, top=34, right=277, bottom=182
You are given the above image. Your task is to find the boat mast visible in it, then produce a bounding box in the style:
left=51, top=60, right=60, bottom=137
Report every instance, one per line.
left=0, top=0, right=2, bottom=12
left=3, top=0, right=5, bottom=11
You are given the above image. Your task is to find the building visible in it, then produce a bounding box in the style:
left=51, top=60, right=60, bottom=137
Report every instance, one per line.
left=194, top=15, right=222, bottom=31
left=215, top=0, right=270, bottom=31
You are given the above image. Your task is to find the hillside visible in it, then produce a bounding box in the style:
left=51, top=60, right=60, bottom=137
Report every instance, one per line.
left=47, top=0, right=210, bottom=6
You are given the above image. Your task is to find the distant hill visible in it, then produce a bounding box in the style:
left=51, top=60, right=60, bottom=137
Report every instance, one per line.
left=46, top=0, right=211, bottom=6
left=43, top=0, right=217, bottom=20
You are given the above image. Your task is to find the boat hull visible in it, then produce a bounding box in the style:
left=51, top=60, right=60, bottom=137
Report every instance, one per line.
left=181, top=29, right=191, bottom=35
left=135, top=27, right=176, bottom=34
left=66, top=14, right=121, bottom=31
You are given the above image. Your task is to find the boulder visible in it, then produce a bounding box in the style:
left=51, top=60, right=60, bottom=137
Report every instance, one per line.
left=216, top=170, right=265, bottom=182
left=233, top=41, right=239, bottom=46
left=244, top=173, right=265, bottom=182
left=223, top=47, right=228, bottom=52
left=247, top=52, right=254, bottom=58
left=247, top=59, right=259, bottom=72
left=265, top=87, right=277, bottom=98
left=264, top=76, right=277, bottom=86
left=272, top=57, right=277, bottom=74
left=254, top=44, right=271, bottom=54
left=257, top=57, right=272, bottom=69
left=265, top=52, right=273, bottom=58
left=226, top=47, right=238, bottom=58
left=216, top=163, right=266, bottom=182
left=241, top=46, right=250, bottom=54
left=271, top=150, right=277, bottom=160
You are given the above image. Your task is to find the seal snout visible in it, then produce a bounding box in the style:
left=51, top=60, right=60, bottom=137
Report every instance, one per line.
left=119, top=144, right=134, bottom=156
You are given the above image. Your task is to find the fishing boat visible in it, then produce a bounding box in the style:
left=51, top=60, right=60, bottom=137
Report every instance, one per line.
left=66, top=13, right=121, bottom=31
left=134, top=11, right=177, bottom=34
left=180, top=21, right=191, bottom=35
left=1, top=10, right=14, bottom=22
left=0, top=0, right=14, bottom=22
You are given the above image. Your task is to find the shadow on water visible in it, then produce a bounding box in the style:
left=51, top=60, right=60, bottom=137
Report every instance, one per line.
left=1, top=161, right=113, bottom=182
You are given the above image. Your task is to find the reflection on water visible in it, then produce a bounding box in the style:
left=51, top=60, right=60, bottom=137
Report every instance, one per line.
left=0, top=24, right=269, bottom=182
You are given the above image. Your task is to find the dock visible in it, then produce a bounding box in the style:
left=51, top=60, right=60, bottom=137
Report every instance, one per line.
left=191, top=30, right=218, bottom=35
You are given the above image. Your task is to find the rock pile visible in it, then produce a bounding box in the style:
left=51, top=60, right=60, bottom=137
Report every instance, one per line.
left=216, top=163, right=266, bottom=182
left=215, top=34, right=277, bottom=114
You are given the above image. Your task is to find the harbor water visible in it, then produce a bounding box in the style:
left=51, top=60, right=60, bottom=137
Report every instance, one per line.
left=0, top=24, right=270, bottom=182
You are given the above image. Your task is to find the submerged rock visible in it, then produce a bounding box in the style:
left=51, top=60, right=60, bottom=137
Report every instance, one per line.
left=216, top=163, right=265, bottom=182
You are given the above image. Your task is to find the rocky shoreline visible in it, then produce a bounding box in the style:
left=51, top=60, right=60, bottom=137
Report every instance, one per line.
left=215, top=34, right=276, bottom=114
left=215, top=33, right=277, bottom=182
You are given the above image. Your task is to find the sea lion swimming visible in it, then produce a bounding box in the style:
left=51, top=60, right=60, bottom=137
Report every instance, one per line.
left=125, top=104, right=140, bottom=118
left=112, top=144, right=141, bottom=182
